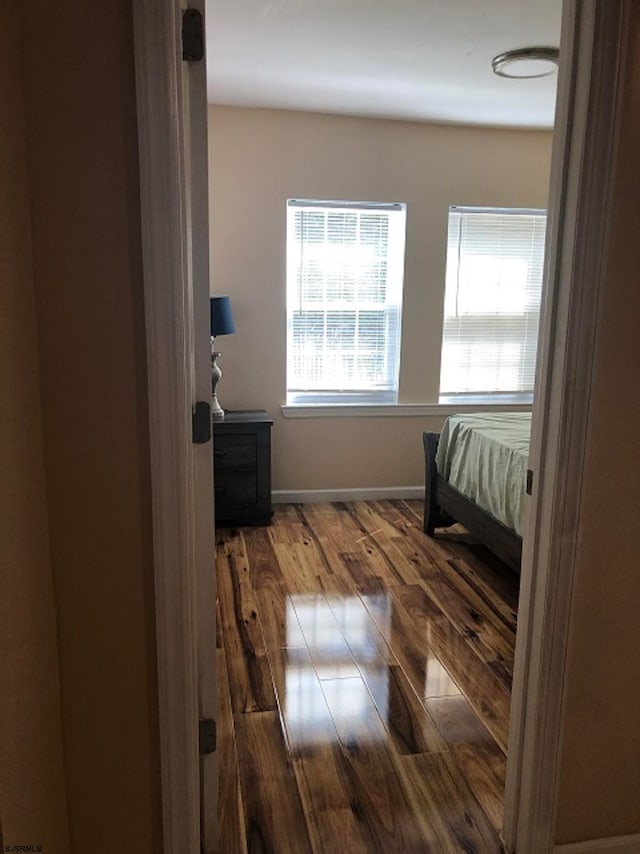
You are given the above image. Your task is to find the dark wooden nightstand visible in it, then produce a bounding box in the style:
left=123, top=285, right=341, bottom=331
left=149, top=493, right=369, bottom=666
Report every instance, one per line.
left=212, top=410, right=273, bottom=526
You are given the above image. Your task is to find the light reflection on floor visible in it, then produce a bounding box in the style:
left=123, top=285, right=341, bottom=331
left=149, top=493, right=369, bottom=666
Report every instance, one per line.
left=282, top=591, right=463, bottom=748
left=284, top=593, right=391, bottom=745
left=425, top=654, right=460, bottom=697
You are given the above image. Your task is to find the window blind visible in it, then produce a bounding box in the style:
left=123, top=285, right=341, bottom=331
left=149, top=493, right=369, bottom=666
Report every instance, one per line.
left=286, top=200, right=406, bottom=404
left=439, top=206, right=547, bottom=397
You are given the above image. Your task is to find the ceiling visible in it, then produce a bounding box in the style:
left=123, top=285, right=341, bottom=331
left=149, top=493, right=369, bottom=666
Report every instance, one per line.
left=205, top=0, right=562, bottom=130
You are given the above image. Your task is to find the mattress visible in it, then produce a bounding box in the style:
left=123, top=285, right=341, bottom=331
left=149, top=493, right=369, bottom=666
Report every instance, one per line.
left=435, top=412, right=532, bottom=536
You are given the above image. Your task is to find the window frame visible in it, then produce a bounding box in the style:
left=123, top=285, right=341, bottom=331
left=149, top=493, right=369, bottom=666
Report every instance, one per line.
left=438, top=205, right=547, bottom=404
left=286, top=198, right=407, bottom=406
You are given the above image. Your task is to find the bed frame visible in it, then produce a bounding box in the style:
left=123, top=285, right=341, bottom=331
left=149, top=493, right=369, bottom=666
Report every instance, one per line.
left=423, top=431, right=522, bottom=573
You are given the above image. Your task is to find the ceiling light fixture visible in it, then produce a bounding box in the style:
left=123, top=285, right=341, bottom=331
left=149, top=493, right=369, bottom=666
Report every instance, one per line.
left=492, top=47, right=559, bottom=79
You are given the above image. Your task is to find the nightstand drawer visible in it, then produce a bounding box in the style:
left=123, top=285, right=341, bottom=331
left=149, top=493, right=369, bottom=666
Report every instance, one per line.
left=212, top=411, right=273, bottom=526
left=215, top=470, right=257, bottom=505
left=213, top=434, right=257, bottom=470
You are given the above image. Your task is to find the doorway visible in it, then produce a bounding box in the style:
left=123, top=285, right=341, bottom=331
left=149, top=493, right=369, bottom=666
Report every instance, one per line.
left=134, top=0, right=634, bottom=851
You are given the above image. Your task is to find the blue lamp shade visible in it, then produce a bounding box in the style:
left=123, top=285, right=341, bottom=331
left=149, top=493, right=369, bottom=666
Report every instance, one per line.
left=210, top=296, right=235, bottom=337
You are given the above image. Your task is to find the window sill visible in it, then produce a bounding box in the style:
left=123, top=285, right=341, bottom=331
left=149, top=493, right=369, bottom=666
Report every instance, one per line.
left=281, top=400, right=533, bottom=418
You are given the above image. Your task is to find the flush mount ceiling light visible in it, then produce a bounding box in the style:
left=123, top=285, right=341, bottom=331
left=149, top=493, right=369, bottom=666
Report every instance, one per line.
left=492, top=47, right=560, bottom=79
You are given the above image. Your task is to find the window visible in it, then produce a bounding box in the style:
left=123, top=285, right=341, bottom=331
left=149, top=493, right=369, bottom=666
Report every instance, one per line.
left=439, top=206, right=547, bottom=401
left=286, top=199, right=407, bottom=404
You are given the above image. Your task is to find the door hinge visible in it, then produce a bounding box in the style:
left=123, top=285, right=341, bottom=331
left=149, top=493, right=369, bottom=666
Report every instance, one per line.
left=199, top=718, right=216, bottom=755
left=526, top=468, right=534, bottom=496
left=182, top=9, right=204, bottom=62
left=192, top=401, right=211, bottom=444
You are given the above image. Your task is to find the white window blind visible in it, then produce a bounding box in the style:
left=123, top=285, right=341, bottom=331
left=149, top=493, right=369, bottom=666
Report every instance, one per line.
left=286, top=200, right=406, bottom=404
left=439, top=206, right=547, bottom=398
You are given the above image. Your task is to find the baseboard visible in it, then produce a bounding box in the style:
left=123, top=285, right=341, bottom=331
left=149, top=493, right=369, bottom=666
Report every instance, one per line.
left=271, top=486, right=424, bottom=504
left=555, top=835, right=640, bottom=853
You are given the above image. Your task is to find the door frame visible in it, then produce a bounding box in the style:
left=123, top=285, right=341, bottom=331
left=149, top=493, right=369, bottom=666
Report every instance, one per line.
left=132, top=2, right=206, bottom=851
left=504, top=1, right=629, bottom=851
left=131, top=1, right=631, bottom=852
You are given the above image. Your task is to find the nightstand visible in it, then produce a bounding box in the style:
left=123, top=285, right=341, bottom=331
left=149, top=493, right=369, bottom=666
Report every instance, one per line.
left=212, top=410, right=273, bottom=526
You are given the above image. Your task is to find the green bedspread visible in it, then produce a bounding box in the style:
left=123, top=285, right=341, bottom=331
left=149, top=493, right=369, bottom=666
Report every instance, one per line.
left=435, top=412, right=532, bottom=536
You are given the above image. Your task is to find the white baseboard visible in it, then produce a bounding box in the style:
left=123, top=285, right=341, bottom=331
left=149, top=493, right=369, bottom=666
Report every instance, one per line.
left=555, top=835, right=640, bottom=853
left=271, top=486, right=424, bottom=504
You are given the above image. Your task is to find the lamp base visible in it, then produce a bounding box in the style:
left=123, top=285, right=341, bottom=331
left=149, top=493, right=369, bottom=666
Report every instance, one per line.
left=211, top=350, right=225, bottom=419
left=211, top=394, right=225, bottom=419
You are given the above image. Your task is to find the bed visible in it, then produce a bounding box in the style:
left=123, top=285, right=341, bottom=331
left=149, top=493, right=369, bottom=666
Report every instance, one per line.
left=423, top=412, right=532, bottom=572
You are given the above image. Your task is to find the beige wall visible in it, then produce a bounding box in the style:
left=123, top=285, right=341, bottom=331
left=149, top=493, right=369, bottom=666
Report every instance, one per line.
left=0, top=3, right=163, bottom=851
left=2, top=1, right=637, bottom=847
left=0, top=11, right=70, bottom=850
left=208, top=106, right=552, bottom=491
left=554, top=7, right=640, bottom=844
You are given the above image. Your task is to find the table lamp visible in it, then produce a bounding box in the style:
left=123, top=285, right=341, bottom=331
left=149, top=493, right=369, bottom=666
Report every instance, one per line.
left=210, top=296, right=235, bottom=418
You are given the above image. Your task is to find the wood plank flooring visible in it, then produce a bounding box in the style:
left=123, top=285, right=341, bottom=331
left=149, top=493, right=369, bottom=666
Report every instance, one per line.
left=216, top=499, right=519, bottom=853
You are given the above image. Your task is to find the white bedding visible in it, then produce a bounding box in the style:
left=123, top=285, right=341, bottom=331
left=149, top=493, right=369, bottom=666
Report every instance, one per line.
left=435, top=412, right=532, bottom=536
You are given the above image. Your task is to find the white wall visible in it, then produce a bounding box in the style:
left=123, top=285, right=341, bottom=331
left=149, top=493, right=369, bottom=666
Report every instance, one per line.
left=208, top=106, right=552, bottom=491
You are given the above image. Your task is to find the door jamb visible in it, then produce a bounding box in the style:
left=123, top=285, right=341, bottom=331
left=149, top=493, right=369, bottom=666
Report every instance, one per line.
left=503, top=2, right=629, bottom=851
left=132, top=2, right=201, bottom=852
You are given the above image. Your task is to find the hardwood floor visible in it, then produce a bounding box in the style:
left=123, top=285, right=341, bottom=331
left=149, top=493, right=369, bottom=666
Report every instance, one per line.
left=217, top=499, right=519, bottom=853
